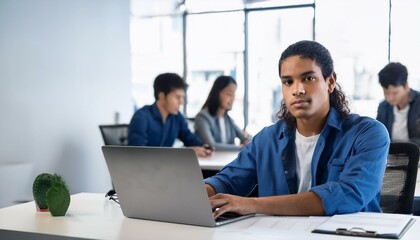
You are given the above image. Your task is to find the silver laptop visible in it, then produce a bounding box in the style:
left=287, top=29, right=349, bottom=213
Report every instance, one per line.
left=101, top=146, right=254, bottom=227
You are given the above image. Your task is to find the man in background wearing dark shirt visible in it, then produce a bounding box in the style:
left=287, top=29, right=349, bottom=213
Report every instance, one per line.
left=376, top=62, right=420, bottom=147
left=128, top=72, right=212, bottom=157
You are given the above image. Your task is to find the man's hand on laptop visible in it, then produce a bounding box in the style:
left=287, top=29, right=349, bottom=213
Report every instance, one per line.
left=191, top=145, right=214, bottom=158
left=209, top=193, right=256, bottom=219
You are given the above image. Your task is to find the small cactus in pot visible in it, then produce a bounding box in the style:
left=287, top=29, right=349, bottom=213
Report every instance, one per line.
left=32, top=173, right=55, bottom=211
left=32, top=173, right=71, bottom=216
left=46, top=174, right=70, bottom=216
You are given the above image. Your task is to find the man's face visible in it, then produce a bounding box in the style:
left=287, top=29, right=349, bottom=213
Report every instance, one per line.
left=161, top=88, right=185, bottom=115
left=280, top=56, right=335, bottom=121
left=382, top=85, right=409, bottom=106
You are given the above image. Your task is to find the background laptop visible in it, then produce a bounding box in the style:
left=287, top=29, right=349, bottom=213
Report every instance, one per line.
left=101, top=146, right=254, bottom=227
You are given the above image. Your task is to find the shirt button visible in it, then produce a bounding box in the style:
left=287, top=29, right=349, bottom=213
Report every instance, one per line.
left=284, top=170, right=289, bottom=175
left=282, top=156, right=286, bottom=160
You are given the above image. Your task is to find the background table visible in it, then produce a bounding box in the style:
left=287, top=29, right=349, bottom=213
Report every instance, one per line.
left=198, top=150, right=239, bottom=171
left=198, top=150, right=239, bottom=178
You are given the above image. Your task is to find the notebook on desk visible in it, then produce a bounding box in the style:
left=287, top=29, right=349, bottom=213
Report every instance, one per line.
left=101, top=146, right=254, bottom=227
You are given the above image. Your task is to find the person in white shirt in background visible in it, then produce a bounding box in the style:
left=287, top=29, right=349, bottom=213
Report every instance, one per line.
left=376, top=62, right=420, bottom=147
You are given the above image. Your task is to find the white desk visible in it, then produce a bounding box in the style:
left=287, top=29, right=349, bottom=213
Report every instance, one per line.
left=0, top=193, right=419, bottom=240
left=198, top=151, right=239, bottom=170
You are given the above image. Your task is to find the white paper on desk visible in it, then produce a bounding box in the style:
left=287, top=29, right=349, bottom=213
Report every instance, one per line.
left=244, top=216, right=329, bottom=239
left=314, top=212, right=413, bottom=236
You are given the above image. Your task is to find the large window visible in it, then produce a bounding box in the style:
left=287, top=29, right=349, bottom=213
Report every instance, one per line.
left=247, top=7, right=314, bottom=133
left=186, top=11, right=245, bottom=123
left=131, top=15, right=183, bottom=108
left=316, top=0, right=389, bottom=117
left=390, top=0, right=420, bottom=90
left=130, top=0, right=420, bottom=134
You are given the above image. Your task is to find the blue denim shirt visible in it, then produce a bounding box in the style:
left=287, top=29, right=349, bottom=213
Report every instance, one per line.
left=204, top=108, right=390, bottom=215
left=377, top=89, right=420, bottom=147
left=128, top=103, right=203, bottom=147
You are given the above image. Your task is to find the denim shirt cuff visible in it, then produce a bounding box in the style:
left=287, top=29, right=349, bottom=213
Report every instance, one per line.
left=204, top=177, right=227, bottom=194
left=311, top=183, right=345, bottom=216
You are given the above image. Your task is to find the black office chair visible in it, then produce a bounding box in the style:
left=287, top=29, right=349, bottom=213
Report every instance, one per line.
left=99, top=124, right=129, bottom=146
left=100, top=124, right=130, bottom=197
left=380, top=142, right=420, bottom=214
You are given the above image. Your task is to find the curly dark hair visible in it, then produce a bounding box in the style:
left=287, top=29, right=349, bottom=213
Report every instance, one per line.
left=277, top=40, right=350, bottom=127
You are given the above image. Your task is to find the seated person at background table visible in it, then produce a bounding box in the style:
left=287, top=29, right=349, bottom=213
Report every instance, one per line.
left=128, top=72, right=212, bottom=158
left=194, top=75, right=251, bottom=151
left=204, top=40, right=390, bottom=218
left=376, top=62, right=420, bottom=147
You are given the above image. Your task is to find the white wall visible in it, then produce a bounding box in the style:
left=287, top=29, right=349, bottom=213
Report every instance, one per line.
left=0, top=0, right=132, bottom=207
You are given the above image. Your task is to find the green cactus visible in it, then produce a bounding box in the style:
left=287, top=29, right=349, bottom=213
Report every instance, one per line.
left=32, top=173, right=55, bottom=210
left=46, top=174, right=71, bottom=216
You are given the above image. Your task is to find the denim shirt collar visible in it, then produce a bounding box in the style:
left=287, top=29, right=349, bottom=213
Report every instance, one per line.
left=276, top=107, right=344, bottom=193
left=151, top=102, right=163, bottom=122
left=278, top=107, right=343, bottom=140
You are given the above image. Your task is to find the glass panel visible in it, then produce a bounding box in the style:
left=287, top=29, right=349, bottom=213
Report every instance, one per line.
left=247, top=7, right=314, bottom=134
left=390, top=0, right=420, bottom=90
left=316, top=0, right=389, bottom=118
left=186, top=12, right=245, bottom=128
left=245, top=0, right=314, bottom=8
left=131, top=16, right=183, bottom=108
left=131, top=0, right=182, bottom=17
left=186, top=0, right=244, bottom=13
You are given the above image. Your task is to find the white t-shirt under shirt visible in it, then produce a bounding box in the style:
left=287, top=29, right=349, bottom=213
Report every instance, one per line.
left=295, top=129, right=320, bottom=193
left=392, top=105, right=410, bottom=142
left=218, top=117, right=227, bottom=144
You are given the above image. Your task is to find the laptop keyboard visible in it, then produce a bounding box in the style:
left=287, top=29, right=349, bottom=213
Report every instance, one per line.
left=215, top=211, right=243, bottom=222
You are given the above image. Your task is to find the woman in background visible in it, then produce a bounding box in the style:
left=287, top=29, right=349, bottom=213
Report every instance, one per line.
left=195, top=75, right=250, bottom=151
